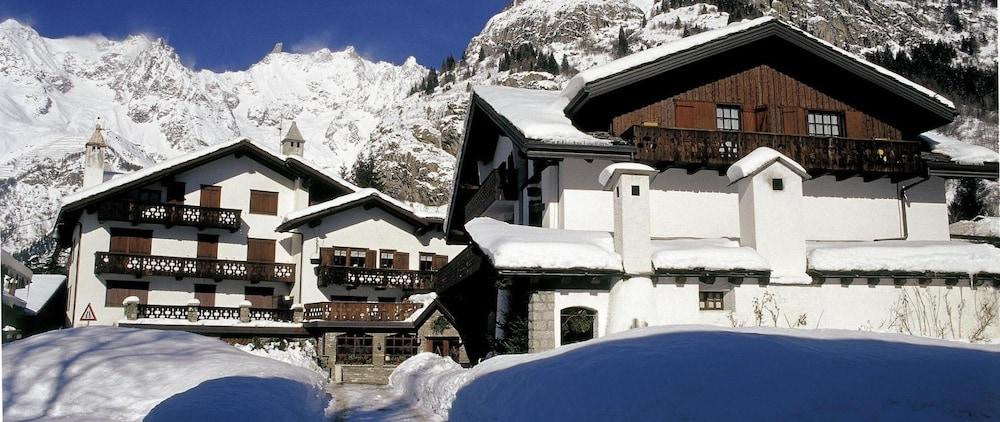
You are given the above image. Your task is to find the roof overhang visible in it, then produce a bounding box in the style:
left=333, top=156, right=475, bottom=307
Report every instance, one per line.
left=277, top=194, right=443, bottom=232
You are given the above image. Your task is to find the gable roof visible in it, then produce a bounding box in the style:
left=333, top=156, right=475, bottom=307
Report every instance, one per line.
left=54, top=137, right=358, bottom=240
left=561, top=17, right=955, bottom=120
left=277, top=188, right=444, bottom=232
left=14, top=274, right=66, bottom=314
left=726, top=147, right=810, bottom=183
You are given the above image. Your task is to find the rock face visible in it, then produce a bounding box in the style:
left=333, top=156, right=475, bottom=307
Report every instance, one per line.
left=1, top=0, right=996, bottom=260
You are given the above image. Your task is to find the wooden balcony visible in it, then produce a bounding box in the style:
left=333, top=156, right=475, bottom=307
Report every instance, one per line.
left=136, top=304, right=294, bottom=322
left=98, top=200, right=242, bottom=232
left=316, top=266, right=436, bottom=290
left=94, top=252, right=296, bottom=283
left=464, top=168, right=518, bottom=222
left=303, top=301, right=424, bottom=322
left=625, top=126, right=925, bottom=179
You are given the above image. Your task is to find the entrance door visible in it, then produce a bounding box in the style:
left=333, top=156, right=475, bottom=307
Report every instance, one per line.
left=427, top=338, right=461, bottom=362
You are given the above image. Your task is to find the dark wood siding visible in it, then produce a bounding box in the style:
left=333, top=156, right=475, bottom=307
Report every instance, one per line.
left=106, top=280, right=149, bottom=307
left=247, top=238, right=276, bottom=262
left=197, top=234, right=219, bottom=259
left=200, top=185, right=222, bottom=208
left=194, top=284, right=216, bottom=307
left=244, top=286, right=276, bottom=309
left=610, top=64, right=902, bottom=140
left=109, top=228, right=152, bottom=255
left=249, top=190, right=278, bottom=215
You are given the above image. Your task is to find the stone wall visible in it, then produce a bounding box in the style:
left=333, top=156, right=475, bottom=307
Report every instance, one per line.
left=528, top=291, right=555, bottom=352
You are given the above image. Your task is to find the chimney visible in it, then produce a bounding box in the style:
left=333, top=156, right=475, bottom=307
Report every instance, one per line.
left=729, top=147, right=810, bottom=280
left=83, top=123, right=107, bottom=188
left=600, top=163, right=657, bottom=275
left=281, top=121, right=305, bottom=157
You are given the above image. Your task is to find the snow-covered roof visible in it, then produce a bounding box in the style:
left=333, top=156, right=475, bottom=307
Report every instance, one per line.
left=807, top=241, right=1000, bottom=275
left=473, top=85, right=611, bottom=146
left=561, top=16, right=955, bottom=111
left=726, top=147, right=809, bottom=183
left=919, top=131, right=999, bottom=165
left=950, top=217, right=1000, bottom=238
left=279, top=188, right=444, bottom=231
left=652, top=238, right=769, bottom=272
left=14, top=274, right=66, bottom=313
left=465, top=217, right=622, bottom=272
left=598, top=163, right=658, bottom=188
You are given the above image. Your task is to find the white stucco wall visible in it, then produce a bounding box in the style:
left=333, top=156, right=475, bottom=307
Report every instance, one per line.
left=552, top=290, right=610, bottom=347
left=294, top=205, right=466, bottom=304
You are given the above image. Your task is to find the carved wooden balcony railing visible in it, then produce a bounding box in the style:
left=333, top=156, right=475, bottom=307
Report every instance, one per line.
left=136, top=304, right=293, bottom=321
left=303, top=301, right=424, bottom=322
left=464, top=168, right=518, bottom=222
left=98, top=200, right=242, bottom=232
left=625, top=126, right=925, bottom=178
left=316, top=266, right=436, bottom=290
left=95, top=252, right=296, bottom=283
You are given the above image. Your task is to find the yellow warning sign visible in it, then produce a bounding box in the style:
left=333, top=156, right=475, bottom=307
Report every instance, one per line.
left=80, top=303, right=97, bottom=321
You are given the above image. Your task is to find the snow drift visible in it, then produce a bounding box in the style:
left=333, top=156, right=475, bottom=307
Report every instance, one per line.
left=2, top=326, right=331, bottom=421
left=391, top=325, right=1000, bottom=421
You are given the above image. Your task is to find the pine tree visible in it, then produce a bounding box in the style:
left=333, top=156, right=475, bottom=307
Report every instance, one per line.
left=615, top=27, right=629, bottom=58
left=560, top=55, right=570, bottom=75
left=352, top=152, right=385, bottom=191
left=479, top=45, right=486, bottom=61
left=423, top=68, right=438, bottom=94
left=949, top=179, right=984, bottom=222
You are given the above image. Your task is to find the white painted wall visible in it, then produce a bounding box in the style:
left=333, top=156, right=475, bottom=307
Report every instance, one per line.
left=294, top=205, right=466, bottom=304
left=737, top=161, right=807, bottom=278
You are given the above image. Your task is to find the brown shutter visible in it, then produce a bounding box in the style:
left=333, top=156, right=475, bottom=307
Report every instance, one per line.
left=781, top=107, right=803, bottom=135
left=106, top=281, right=149, bottom=306
left=741, top=108, right=755, bottom=132
left=133, top=231, right=152, bottom=255
left=247, top=238, right=276, bottom=262
left=675, top=100, right=715, bottom=129
left=393, top=251, right=410, bottom=270
left=845, top=111, right=866, bottom=138
left=244, top=286, right=274, bottom=308
left=200, top=185, right=222, bottom=208
left=249, top=190, right=279, bottom=215
left=320, top=247, right=334, bottom=266
left=431, top=255, right=448, bottom=270
left=197, top=234, right=219, bottom=259
left=111, top=229, right=152, bottom=255
left=110, top=229, right=130, bottom=253
left=194, top=284, right=216, bottom=307
left=365, top=249, right=377, bottom=269
left=754, top=106, right=769, bottom=133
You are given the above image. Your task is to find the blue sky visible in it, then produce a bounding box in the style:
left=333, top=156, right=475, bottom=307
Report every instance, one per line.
left=1, top=0, right=510, bottom=71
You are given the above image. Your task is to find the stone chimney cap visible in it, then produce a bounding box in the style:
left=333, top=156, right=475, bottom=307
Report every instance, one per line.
left=283, top=121, right=305, bottom=142
left=85, top=124, right=106, bottom=147
left=599, top=163, right=657, bottom=190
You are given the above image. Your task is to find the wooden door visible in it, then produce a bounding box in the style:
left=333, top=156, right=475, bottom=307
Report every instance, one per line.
left=194, top=284, right=216, bottom=307
left=393, top=251, right=410, bottom=270
left=247, top=238, right=276, bottom=262
left=200, top=185, right=221, bottom=208
left=110, top=228, right=152, bottom=255
left=244, top=286, right=275, bottom=308
left=197, top=234, right=219, bottom=259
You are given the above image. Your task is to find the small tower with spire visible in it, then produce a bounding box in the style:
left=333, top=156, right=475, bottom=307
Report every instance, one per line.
left=83, top=121, right=107, bottom=188
left=281, top=121, right=305, bottom=157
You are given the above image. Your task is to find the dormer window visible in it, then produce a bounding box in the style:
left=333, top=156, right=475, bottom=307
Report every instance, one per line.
left=807, top=111, right=842, bottom=136
left=716, top=105, right=740, bottom=131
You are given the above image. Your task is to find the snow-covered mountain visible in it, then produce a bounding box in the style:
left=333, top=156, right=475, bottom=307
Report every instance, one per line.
left=1, top=0, right=996, bottom=261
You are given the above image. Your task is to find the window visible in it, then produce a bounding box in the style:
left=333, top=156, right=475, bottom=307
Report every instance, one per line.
left=631, top=185, right=640, bottom=196
left=106, top=280, right=149, bottom=307
left=807, top=111, right=841, bottom=136
left=772, top=178, right=784, bottom=191
left=244, top=286, right=276, bottom=308
left=166, top=182, right=186, bottom=204
left=561, top=307, right=597, bottom=345
left=333, top=248, right=348, bottom=266
left=109, top=228, right=152, bottom=255
left=716, top=105, right=741, bottom=131
left=247, top=238, right=276, bottom=262
left=699, top=291, right=726, bottom=310
left=249, top=190, right=279, bottom=215
left=349, top=250, right=366, bottom=268
left=419, top=253, right=434, bottom=271
left=385, top=334, right=419, bottom=364
left=380, top=250, right=395, bottom=269
left=194, top=284, right=216, bottom=307
left=336, top=333, right=373, bottom=364
left=197, top=234, right=219, bottom=259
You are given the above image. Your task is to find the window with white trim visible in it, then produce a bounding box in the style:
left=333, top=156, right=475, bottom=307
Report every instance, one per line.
left=716, top=105, right=741, bottom=131
left=807, top=111, right=842, bottom=136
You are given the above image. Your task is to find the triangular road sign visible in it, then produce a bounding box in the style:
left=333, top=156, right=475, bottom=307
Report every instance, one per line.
left=80, top=303, right=97, bottom=321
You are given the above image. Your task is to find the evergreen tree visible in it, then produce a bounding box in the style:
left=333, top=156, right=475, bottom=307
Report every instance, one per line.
left=423, top=68, right=438, bottom=94
left=949, top=179, right=985, bottom=222
left=479, top=45, right=486, bottom=61
left=615, top=27, right=629, bottom=58
left=352, top=152, right=385, bottom=191
left=560, top=54, right=570, bottom=75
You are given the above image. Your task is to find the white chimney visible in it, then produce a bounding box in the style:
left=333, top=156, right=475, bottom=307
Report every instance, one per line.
left=729, top=147, right=810, bottom=280
left=83, top=124, right=107, bottom=188
left=281, top=121, right=305, bottom=157
left=600, top=163, right=660, bottom=334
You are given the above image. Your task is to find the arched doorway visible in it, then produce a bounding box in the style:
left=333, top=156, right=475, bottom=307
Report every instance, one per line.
left=560, top=307, right=597, bottom=345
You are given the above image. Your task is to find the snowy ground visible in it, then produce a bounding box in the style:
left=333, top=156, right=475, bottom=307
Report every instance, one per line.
left=2, top=327, right=332, bottom=421
left=391, top=326, right=1000, bottom=421
left=327, top=383, right=440, bottom=422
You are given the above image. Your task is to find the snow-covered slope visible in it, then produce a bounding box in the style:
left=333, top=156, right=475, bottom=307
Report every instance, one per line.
left=391, top=325, right=1000, bottom=421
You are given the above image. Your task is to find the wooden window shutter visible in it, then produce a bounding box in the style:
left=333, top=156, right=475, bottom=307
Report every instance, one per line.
left=106, top=281, right=149, bottom=307
left=110, top=229, right=130, bottom=253
left=320, top=247, right=334, bottom=266
left=244, top=286, right=274, bottom=309
left=194, top=284, right=216, bottom=307
left=741, top=108, right=755, bottom=132
left=200, top=185, right=222, bottom=208
left=754, top=107, right=769, bottom=133
left=675, top=101, right=697, bottom=128
left=197, top=234, right=219, bottom=259
left=249, top=190, right=279, bottom=215
left=166, top=182, right=186, bottom=204
left=781, top=107, right=804, bottom=135
left=393, top=251, right=410, bottom=270
left=365, top=249, right=377, bottom=269
left=844, top=111, right=866, bottom=138
left=247, top=238, right=276, bottom=262
left=675, top=101, right=715, bottom=130
left=431, top=255, right=448, bottom=270
left=111, top=229, right=152, bottom=255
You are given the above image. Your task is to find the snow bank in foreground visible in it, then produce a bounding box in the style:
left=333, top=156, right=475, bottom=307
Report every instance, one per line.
left=391, top=325, right=1000, bottom=421
left=3, top=327, right=331, bottom=421
left=808, top=240, right=1000, bottom=275
left=232, top=338, right=327, bottom=378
